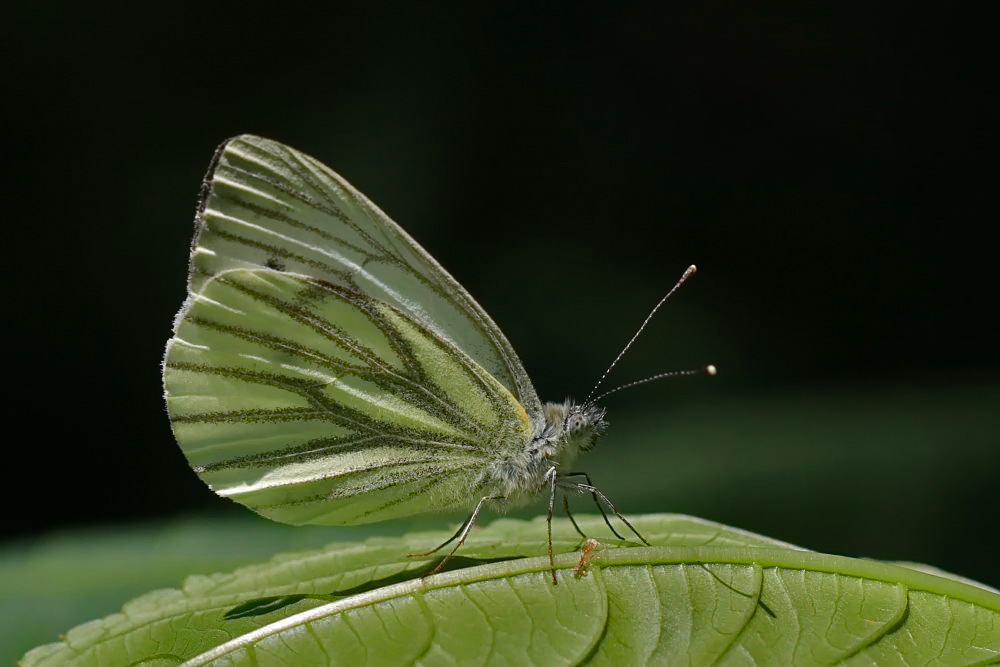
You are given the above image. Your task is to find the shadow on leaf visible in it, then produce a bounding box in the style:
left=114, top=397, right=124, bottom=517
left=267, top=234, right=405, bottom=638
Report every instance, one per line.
left=223, top=555, right=524, bottom=619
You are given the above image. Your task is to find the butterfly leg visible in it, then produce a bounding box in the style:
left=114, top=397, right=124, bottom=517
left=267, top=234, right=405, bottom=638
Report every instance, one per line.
left=414, top=494, right=505, bottom=576
left=407, top=517, right=470, bottom=558
left=562, top=494, right=589, bottom=540
left=546, top=466, right=559, bottom=585
left=563, top=471, right=626, bottom=540
left=565, top=478, right=651, bottom=546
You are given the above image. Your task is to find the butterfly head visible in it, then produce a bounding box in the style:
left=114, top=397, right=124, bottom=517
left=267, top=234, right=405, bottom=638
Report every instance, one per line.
left=539, top=400, right=607, bottom=471
left=563, top=401, right=607, bottom=452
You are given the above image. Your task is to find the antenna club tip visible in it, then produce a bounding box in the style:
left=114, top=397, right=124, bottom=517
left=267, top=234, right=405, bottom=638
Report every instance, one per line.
left=705, top=364, right=717, bottom=376
left=686, top=264, right=698, bottom=276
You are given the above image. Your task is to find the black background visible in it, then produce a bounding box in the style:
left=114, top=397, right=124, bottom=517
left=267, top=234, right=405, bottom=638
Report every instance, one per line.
left=9, top=3, right=997, bottom=583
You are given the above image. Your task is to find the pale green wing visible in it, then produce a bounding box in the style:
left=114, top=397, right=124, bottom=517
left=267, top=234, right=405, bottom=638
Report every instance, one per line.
left=186, top=135, right=541, bottom=416
left=164, top=269, right=533, bottom=525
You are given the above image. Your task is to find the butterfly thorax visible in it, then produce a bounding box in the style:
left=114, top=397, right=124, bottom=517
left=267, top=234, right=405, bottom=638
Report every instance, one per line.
left=481, top=400, right=606, bottom=504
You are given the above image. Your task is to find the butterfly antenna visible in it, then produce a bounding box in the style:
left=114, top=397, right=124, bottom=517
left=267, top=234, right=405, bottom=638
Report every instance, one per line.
left=590, top=365, right=717, bottom=404
left=584, top=264, right=699, bottom=405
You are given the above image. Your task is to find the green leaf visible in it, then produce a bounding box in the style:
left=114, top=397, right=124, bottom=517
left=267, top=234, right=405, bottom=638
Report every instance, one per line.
left=21, top=515, right=1000, bottom=666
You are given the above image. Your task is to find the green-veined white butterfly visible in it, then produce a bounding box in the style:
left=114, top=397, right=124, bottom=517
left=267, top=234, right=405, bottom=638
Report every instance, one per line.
left=163, top=135, right=712, bottom=582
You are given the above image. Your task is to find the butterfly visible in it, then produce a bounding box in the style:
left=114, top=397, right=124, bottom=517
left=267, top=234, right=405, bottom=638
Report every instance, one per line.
left=163, top=135, right=711, bottom=583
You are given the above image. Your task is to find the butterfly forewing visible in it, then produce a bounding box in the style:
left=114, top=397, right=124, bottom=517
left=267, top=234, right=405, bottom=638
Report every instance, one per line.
left=165, top=268, right=533, bottom=525
left=188, top=135, right=540, bottom=415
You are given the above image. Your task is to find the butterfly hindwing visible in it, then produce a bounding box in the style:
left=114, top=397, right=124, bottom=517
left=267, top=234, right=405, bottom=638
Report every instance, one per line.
left=188, top=135, right=541, bottom=416
left=164, top=268, right=533, bottom=525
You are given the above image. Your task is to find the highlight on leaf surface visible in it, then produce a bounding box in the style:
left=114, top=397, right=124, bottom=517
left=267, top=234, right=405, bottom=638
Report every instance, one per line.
left=22, top=515, right=1000, bottom=666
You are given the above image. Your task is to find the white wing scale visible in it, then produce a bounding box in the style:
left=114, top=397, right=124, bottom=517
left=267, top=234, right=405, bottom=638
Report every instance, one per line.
left=166, top=269, right=532, bottom=524
left=188, top=135, right=540, bottom=414
left=164, top=136, right=546, bottom=525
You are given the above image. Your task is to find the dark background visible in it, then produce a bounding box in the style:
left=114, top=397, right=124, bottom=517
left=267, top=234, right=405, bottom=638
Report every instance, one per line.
left=9, top=1, right=996, bottom=589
